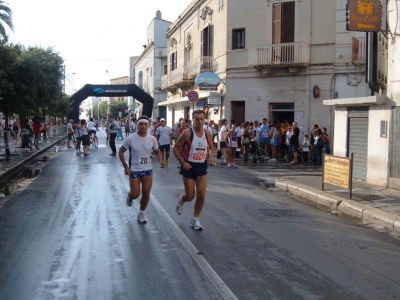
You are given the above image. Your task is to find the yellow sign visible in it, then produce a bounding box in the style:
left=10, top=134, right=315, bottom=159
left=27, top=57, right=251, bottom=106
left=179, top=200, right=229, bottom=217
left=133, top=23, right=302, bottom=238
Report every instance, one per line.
left=323, top=156, right=351, bottom=189
left=347, top=0, right=383, bottom=32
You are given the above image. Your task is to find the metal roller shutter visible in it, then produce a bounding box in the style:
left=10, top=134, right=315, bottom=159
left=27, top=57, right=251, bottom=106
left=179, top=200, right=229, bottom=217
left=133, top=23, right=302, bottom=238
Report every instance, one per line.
left=348, top=117, right=368, bottom=180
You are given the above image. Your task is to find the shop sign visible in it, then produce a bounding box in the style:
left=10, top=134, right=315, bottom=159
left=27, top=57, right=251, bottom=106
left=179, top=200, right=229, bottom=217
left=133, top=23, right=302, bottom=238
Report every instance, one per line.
left=208, top=97, right=221, bottom=105
left=322, top=154, right=354, bottom=199
left=196, top=101, right=205, bottom=108
left=346, top=0, right=383, bottom=32
left=195, top=72, right=220, bottom=91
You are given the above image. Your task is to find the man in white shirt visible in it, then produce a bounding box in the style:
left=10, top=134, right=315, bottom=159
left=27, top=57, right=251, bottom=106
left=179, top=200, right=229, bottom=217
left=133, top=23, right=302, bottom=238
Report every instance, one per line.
left=203, top=119, right=212, bottom=134
left=155, top=118, right=173, bottom=166
left=118, top=116, right=165, bottom=223
left=87, top=118, right=98, bottom=141
left=219, top=119, right=228, bottom=165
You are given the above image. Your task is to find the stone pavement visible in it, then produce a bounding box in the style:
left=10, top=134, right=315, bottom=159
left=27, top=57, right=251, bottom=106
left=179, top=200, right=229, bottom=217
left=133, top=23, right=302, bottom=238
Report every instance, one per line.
left=231, top=157, right=400, bottom=239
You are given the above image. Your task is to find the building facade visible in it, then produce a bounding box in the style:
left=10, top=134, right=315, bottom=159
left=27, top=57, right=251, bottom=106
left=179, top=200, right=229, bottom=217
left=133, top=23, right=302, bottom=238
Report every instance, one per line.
left=159, top=0, right=369, bottom=135
left=134, top=11, right=171, bottom=119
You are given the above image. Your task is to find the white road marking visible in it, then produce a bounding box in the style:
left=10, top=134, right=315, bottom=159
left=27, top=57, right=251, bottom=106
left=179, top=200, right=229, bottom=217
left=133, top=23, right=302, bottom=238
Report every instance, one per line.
left=150, top=193, right=238, bottom=300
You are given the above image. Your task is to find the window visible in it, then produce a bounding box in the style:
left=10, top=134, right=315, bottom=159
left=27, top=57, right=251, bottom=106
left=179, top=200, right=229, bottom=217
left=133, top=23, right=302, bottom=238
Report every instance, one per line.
left=163, top=65, right=167, bottom=75
left=170, top=39, right=178, bottom=71
left=232, top=28, right=245, bottom=50
left=272, top=1, right=295, bottom=44
left=201, top=25, right=214, bottom=56
left=185, top=33, right=193, bottom=63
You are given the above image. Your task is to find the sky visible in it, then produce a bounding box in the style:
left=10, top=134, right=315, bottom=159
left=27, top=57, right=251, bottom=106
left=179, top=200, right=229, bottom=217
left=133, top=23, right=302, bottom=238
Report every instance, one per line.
left=6, top=0, right=192, bottom=94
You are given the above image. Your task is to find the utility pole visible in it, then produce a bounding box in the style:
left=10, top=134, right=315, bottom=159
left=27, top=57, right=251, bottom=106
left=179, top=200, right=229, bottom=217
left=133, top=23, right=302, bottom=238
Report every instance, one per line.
left=63, top=65, right=66, bottom=94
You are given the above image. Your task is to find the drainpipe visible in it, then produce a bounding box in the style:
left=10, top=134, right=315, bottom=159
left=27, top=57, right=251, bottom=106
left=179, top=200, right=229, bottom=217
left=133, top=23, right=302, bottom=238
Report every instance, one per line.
left=307, top=0, right=313, bottom=134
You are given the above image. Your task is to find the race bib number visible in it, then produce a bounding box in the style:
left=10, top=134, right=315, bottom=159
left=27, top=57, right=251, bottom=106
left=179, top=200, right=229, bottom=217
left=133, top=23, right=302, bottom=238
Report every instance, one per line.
left=193, top=152, right=206, bottom=161
left=231, top=141, right=238, bottom=147
left=139, top=156, right=150, bottom=167
left=262, top=132, right=268, bottom=137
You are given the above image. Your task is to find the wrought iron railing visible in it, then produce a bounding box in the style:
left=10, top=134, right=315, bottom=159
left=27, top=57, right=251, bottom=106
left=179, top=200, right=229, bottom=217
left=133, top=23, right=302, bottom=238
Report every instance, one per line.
left=187, top=56, right=217, bottom=78
left=352, top=37, right=366, bottom=61
left=170, top=66, right=187, bottom=85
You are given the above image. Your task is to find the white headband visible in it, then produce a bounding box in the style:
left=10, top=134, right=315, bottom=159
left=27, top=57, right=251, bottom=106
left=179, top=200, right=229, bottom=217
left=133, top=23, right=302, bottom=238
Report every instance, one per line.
left=137, top=119, right=149, bottom=125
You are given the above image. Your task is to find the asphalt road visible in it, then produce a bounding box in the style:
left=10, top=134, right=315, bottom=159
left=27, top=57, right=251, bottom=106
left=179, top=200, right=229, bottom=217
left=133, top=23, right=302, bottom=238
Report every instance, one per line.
left=0, top=130, right=399, bottom=300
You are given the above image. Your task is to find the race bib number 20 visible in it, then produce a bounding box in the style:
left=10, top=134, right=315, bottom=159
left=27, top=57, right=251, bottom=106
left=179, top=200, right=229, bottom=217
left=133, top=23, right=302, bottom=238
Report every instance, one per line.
left=139, top=156, right=149, bottom=167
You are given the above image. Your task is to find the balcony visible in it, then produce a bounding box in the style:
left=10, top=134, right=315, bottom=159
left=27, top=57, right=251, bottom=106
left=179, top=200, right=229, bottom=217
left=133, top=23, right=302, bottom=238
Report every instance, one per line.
left=170, top=66, right=188, bottom=86
left=187, top=56, right=218, bottom=78
left=249, top=42, right=310, bottom=68
left=352, top=37, right=366, bottom=63
left=161, top=74, right=170, bottom=90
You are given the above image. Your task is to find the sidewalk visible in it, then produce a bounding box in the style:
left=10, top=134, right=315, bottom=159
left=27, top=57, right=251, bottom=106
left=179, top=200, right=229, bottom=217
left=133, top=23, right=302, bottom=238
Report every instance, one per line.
left=233, top=158, right=400, bottom=239
left=0, top=126, right=66, bottom=192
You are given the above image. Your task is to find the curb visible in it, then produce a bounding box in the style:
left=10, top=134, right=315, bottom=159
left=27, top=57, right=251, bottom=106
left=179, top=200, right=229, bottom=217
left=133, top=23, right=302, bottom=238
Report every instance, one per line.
left=0, top=136, right=66, bottom=191
left=274, top=179, right=399, bottom=233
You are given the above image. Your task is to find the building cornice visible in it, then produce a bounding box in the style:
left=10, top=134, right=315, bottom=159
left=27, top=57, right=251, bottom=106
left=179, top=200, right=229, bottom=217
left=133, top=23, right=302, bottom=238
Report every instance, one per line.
left=166, top=0, right=207, bottom=38
left=134, top=42, right=155, bottom=66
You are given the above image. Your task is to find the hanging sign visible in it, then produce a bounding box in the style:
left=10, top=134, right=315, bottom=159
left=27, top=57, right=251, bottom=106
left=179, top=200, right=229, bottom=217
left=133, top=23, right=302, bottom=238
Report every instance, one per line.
left=208, top=97, right=221, bottom=104
left=195, top=72, right=220, bottom=91
left=346, top=0, right=383, bottom=32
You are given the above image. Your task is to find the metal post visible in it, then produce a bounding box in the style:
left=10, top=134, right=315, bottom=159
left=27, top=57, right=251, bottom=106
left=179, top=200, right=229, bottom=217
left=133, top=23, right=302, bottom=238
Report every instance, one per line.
left=322, top=152, right=325, bottom=191
left=349, top=153, right=354, bottom=199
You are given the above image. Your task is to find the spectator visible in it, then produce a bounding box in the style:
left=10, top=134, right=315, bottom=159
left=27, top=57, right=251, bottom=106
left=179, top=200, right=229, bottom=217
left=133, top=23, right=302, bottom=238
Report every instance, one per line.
left=32, top=118, right=42, bottom=150
left=21, top=120, right=32, bottom=149
left=290, top=121, right=300, bottom=164
left=301, top=134, right=310, bottom=164
left=75, top=120, right=82, bottom=155
left=321, top=127, right=331, bottom=154
left=66, top=119, right=74, bottom=148
left=242, top=122, right=251, bottom=166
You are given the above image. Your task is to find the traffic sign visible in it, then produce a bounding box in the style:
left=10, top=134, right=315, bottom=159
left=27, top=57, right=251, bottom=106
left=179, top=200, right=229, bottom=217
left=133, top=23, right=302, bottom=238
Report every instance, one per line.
left=118, top=111, right=122, bottom=117
left=188, top=90, right=199, bottom=102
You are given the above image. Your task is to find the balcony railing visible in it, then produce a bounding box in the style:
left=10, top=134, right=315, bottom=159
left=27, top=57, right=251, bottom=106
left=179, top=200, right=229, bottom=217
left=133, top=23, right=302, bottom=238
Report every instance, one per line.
left=249, top=42, right=310, bottom=67
left=161, top=74, right=169, bottom=90
left=352, top=37, right=366, bottom=61
left=170, top=66, right=187, bottom=85
left=187, top=56, right=217, bottom=78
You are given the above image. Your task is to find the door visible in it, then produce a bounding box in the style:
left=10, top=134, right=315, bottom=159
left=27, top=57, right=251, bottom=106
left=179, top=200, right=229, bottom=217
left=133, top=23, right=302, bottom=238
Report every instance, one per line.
left=231, top=101, right=245, bottom=124
left=270, top=103, right=294, bottom=124
left=348, top=108, right=369, bottom=181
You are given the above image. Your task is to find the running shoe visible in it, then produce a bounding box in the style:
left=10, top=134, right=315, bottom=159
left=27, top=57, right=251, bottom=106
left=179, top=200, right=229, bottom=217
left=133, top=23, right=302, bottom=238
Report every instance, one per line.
left=227, top=163, right=231, bottom=168
left=231, top=164, right=237, bottom=168
left=190, top=218, right=203, bottom=230
left=137, top=211, right=147, bottom=223
left=165, top=160, right=169, bottom=166
left=126, top=194, right=133, bottom=207
left=220, top=160, right=227, bottom=165
left=176, top=195, right=184, bottom=215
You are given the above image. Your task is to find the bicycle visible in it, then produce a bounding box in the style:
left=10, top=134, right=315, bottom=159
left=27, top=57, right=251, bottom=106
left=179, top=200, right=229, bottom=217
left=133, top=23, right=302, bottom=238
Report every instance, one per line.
left=72, top=134, right=77, bottom=147
left=90, top=135, right=98, bottom=148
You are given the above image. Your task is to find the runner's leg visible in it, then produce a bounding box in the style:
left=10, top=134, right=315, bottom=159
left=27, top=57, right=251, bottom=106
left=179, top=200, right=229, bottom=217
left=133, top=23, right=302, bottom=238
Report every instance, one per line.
left=182, top=176, right=195, bottom=203
left=139, top=175, right=153, bottom=211
left=194, top=175, right=207, bottom=218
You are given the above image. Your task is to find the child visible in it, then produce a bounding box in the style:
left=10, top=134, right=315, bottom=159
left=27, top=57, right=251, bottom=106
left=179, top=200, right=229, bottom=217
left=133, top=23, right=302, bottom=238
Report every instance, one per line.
left=301, top=134, right=310, bottom=164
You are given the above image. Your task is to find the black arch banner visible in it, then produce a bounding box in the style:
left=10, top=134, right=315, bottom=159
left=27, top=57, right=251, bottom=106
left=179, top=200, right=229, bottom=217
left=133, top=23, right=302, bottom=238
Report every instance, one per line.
left=68, top=84, right=154, bottom=120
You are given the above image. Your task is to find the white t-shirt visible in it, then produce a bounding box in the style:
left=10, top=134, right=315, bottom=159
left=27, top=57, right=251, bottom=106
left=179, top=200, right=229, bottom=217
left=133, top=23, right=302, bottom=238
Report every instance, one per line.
left=254, top=126, right=261, bottom=142
left=131, top=123, right=137, bottom=133
left=219, top=125, right=227, bottom=140
left=203, top=124, right=212, bottom=133
left=123, top=132, right=159, bottom=172
left=286, top=131, right=292, bottom=145
left=148, top=125, right=155, bottom=135
left=108, top=120, right=119, bottom=133
left=302, top=139, right=310, bottom=152
left=156, top=125, right=172, bottom=145
left=87, top=121, right=96, bottom=130
left=67, top=123, right=73, bottom=133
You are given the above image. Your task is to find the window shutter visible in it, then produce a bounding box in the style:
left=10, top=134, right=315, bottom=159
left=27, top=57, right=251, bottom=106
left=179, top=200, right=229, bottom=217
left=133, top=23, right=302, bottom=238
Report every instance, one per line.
left=281, top=1, right=295, bottom=43
left=272, top=3, right=281, bottom=45
left=209, top=25, right=214, bottom=57
left=201, top=28, right=205, bottom=56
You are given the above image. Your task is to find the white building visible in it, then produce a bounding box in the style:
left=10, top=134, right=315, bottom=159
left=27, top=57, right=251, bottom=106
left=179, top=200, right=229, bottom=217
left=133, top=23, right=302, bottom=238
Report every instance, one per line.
left=79, top=97, right=102, bottom=120
left=324, top=0, right=398, bottom=187
left=134, top=11, right=171, bottom=120
left=159, top=0, right=369, bottom=136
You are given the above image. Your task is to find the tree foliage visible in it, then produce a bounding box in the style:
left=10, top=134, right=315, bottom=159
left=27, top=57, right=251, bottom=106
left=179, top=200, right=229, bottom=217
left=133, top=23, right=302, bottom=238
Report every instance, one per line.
left=0, top=1, right=13, bottom=41
left=0, top=43, right=69, bottom=119
left=108, top=101, right=128, bottom=119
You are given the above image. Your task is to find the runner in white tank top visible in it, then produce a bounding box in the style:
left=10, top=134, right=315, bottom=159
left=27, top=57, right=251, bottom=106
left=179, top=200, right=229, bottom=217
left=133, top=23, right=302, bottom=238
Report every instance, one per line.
left=173, top=109, right=215, bottom=230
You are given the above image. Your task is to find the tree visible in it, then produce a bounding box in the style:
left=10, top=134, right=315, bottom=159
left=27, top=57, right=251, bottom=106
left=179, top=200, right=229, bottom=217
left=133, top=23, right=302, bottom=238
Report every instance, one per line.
left=0, top=1, right=13, bottom=41
left=108, top=100, right=128, bottom=119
